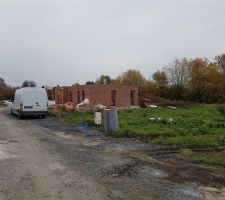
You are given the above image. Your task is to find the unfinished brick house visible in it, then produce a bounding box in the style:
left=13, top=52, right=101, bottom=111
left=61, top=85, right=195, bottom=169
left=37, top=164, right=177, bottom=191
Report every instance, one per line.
left=55, top=85, right=138, bottom=108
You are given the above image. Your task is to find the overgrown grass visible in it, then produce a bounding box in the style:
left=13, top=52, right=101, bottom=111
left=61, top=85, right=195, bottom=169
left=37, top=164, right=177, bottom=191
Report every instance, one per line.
left=62, top=104, right=225, bottom=147
left=115, top=104, right=225, bottom=147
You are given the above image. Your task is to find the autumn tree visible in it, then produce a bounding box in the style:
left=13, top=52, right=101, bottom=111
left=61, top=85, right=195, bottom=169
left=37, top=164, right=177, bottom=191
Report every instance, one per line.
left=0, top=87, right=14, bottom=100
left=151, top=70, right=168, bottom=88
left=0, top=79, right=16, bottom=101
left=187, top=58, right=209, bottom=101
left=115, top=69, right=147, bottom=87
left=205, top=54, right=225, bottom=103
left=214, top=54, right=225, bottom=97
left=201, top=63, right=224, bottom=103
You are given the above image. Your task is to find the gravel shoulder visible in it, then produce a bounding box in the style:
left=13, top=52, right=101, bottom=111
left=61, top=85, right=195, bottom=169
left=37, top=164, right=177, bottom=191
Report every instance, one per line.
left=0, top=106, right=225, bottom=200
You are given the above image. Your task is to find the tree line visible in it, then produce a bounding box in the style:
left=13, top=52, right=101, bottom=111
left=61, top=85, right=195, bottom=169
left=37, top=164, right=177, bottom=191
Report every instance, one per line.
left=0, top=80, right=54, bottom=101
left=94, top=53, right=225, bottom=103
left=1, top=53, right=225, bottom=103
left=0, top=78, right=16, bottom=101
left=150, top=54, right=225, bottom=103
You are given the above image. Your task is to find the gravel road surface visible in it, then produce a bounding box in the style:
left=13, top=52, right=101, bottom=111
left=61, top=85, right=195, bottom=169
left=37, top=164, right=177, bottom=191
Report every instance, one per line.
left=0, top=106, right=225, bottom=200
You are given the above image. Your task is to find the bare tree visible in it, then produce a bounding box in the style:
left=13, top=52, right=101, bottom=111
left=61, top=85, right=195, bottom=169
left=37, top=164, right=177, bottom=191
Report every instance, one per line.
left=43, top=85, right=55, bottom=100
left=164, top=58, right=189, bottom=89
left=215, top=54, right=225, bottom=75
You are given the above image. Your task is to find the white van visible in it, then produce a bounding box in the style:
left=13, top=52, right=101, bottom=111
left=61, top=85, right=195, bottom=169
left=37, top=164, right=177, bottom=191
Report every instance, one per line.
left=11, top=87, right=48, bottom=119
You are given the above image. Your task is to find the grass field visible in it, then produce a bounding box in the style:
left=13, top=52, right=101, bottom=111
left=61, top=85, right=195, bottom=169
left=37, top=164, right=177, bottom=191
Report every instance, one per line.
left=117, top=105, right=225, bottom=146
left=62, top=104, right=225, bottom=167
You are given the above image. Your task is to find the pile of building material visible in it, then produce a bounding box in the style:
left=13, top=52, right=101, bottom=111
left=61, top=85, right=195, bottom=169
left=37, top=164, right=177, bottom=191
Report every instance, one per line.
left=48, top=100, right=55, bottom=107
left=76, top=99, right=90, bottom=110
left=64, top=102, right=75, bottom=111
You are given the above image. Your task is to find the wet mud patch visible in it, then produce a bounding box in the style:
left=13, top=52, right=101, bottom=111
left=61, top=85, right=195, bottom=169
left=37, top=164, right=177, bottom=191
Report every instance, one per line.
left=137, top=165, right=168, bottom=178
left=95, top=160, right=138, bottom=177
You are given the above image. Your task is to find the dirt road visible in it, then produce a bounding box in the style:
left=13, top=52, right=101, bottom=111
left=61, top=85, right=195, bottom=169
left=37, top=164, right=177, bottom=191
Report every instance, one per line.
left=0, top=106, right=225, bottom=200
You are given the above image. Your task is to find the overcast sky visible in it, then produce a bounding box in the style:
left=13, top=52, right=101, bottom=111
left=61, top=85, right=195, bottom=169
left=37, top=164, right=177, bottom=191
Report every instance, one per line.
left=1, top=0, right=225, bottom=87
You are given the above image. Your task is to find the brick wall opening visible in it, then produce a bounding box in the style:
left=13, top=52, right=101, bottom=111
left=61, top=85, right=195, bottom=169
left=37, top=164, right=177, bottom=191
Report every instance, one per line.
left=82, top=90, right=85, bottom=101
left=111, top=90, right=116, bottom=106
left=77, top=91, right=80, bottom=103
left=69, top=91, right=73, bottom=102
left=130, top=90, right=135, bottom=106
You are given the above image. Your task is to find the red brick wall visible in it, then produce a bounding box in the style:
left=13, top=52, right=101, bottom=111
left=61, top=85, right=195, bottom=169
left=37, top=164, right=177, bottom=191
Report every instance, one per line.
left=55, top=88, right=63, bottom=104
left=55, top=87, right=70, bottom=104
left=63, top=87, right=69, bottom=103
left=55, top=85, right=138, bottom=108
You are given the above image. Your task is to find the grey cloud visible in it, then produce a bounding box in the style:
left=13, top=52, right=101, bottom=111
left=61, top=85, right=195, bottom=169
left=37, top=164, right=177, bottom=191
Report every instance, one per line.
left=0, top=0, right=225, bottom=86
